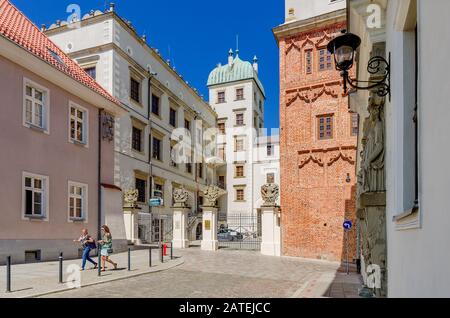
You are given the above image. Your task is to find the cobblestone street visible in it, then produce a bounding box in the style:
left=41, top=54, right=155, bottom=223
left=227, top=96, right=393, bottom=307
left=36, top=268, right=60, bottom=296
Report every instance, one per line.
left=41, top=248, right=362, bottom=298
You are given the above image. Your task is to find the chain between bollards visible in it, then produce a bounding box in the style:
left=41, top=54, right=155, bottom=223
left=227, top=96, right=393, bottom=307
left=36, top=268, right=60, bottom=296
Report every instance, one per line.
left=6, top=256, right=11, bottom=293
left=58, top=252, right=63, bottom=284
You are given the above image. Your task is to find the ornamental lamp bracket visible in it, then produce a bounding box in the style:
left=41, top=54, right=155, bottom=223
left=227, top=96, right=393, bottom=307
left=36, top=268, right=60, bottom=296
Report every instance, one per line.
left=327, top=31, right=391, bottom=101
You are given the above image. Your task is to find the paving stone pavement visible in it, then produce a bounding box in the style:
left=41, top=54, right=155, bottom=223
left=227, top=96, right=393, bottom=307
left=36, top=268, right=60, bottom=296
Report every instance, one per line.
left=0, top=248, right=183, bottom=298
left=37, top=248, right=363, bottom=298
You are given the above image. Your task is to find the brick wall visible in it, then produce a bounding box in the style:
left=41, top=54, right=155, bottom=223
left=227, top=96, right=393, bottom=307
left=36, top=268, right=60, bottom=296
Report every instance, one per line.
left=279, top=20, right=358, bottom=262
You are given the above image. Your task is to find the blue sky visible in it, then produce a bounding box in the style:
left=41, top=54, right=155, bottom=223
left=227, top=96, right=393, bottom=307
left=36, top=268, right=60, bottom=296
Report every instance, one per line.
left=12, top=0, right=283, bottom=130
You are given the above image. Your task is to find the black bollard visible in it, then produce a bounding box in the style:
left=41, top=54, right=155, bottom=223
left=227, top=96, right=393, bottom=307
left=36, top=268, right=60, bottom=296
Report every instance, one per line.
left=98, top=250, right=101, bottom=277
left=58, top=253, right=63, bottom=284
left=149, top=247, right=152, bottom=268
left=6, top=256, right=11, bottom=293
left=128, top=248, right=131, bottom=271
left=170, top=242, right=173, bottom=260
left=160, top=245, right=164, bottom=263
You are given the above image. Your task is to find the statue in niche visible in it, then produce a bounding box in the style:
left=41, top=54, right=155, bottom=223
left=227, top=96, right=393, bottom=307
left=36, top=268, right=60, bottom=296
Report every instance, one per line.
left=361, top=92, right=386, bottom=193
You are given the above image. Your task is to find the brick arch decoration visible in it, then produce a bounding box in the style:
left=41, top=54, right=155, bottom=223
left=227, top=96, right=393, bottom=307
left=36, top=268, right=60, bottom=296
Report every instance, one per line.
left=286, top=21, right=347, bottom=44
left=327, top=152, right=355, bottom=166
left=285, top=37, right=302, bottom=54
left=314, top=32, right=334, bottom=49
left=285, top=82, right=342, bottom=107
left=299, top=154, right=324, bottom=169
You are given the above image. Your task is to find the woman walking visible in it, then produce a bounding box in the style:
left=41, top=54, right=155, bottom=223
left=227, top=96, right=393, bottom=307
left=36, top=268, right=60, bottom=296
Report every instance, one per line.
left=98, top=225, right=118, bottom=271
left=73, top=229, right=98, bottom=271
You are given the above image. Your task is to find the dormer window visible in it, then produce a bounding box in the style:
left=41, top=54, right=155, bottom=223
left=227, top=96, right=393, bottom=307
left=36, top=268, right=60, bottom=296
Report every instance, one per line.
left=84, top=67, right=96, bottom=80
left=48, top=48, right=66, bottom=67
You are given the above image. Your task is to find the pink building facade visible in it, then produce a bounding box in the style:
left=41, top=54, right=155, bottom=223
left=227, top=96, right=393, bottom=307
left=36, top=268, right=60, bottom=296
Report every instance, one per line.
left=0, top=0, right=126, bottom=264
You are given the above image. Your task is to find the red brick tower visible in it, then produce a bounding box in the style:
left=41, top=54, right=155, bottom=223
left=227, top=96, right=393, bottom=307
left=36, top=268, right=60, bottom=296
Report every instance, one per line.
left=273, top=4, right=358, bottom=262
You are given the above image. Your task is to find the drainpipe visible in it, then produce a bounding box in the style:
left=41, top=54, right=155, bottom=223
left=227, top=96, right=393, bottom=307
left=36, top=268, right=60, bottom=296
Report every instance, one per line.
left=98, top=109, right=104, bottom=241
left=194, top=112, right=199, bottom=215
left=147, top=69, right=157, bottom=242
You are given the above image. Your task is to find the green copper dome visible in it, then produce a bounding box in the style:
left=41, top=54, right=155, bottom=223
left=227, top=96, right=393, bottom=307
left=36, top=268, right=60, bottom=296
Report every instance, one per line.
left=207, top=55, right=265, bottom=97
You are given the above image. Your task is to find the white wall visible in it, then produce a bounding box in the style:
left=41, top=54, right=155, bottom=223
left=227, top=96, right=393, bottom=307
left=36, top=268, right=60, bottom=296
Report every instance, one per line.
left=385, top=0, right=450, bottom=297
left=285, top=0, right=346, bottom=22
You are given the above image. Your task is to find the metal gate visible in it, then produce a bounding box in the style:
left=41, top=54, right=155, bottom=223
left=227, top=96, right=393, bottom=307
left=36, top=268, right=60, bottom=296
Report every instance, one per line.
left=138, top=213, right=152, bottom=243
left=218, top=213, right=261, bottom=250
left=151, top=213, right=173, bottom=244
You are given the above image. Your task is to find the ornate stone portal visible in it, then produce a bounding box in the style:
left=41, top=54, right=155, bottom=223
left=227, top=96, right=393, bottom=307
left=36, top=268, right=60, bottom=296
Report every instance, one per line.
left=357, top=91, right=387, bottom=298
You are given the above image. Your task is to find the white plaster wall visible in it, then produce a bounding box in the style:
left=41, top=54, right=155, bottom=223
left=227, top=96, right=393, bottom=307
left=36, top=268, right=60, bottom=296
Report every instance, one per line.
left=285, top=0, right=346, bottom=23
left=385, top=0, right=450, bottom=297
left=48, top=19, right=113, bottom=54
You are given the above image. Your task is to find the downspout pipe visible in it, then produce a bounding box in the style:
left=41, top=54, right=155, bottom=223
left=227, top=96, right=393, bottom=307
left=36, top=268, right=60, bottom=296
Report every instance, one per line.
left=98, top=109, right=104, bottom=241
left=147, top=69, right=157, bottom=240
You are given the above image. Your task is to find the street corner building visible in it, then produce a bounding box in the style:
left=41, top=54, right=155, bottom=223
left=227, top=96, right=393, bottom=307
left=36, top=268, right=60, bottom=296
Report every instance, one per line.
left=0, top=0, right=127, bottom=264
left=273, top=0, right=358, bottom=262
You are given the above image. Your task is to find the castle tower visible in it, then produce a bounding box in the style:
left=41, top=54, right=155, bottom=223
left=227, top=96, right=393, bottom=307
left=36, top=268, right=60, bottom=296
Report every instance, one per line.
left=273, top=0, right=358, bottom=262
left=207, top=50, right=266, bottom=220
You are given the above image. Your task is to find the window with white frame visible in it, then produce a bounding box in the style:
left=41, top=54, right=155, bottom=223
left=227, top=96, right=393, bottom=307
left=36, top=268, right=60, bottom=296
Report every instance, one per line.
left=69, top=103, right=88, bottom=145
left=23, top=173, right=48, bottom=218
left=24, top=80, right=49, bottom=131
left=69, top=182, right=87, bottom=220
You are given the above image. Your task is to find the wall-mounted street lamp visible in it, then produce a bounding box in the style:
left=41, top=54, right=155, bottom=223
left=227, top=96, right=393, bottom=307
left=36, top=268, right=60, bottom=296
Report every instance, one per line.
left=327, top=31, right=391, bottom=99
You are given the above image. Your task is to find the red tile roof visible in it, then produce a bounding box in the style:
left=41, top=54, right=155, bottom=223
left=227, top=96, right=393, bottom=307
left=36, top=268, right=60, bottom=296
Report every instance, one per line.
left=0, top=0, right=121, bottom=106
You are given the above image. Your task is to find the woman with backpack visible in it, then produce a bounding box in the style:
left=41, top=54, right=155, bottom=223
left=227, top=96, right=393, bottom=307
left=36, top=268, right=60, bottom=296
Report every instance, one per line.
left=98, top=225, right=118, bottom=271
left=74, top=229, right=98, bottom=271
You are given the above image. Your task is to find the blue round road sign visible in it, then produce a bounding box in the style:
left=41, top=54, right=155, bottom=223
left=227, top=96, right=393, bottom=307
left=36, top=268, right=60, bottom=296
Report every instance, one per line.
left=343, top=221, right=353, bottom=230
